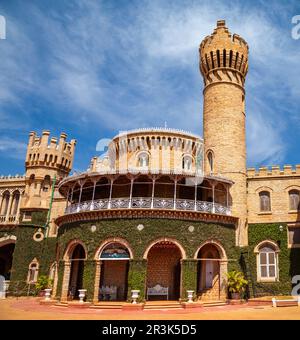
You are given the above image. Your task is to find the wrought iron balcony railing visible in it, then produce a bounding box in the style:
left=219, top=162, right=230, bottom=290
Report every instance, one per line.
left=65, top=197, right=231, bottom=216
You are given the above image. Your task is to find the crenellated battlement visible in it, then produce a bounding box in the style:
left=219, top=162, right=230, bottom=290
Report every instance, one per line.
left=199, top=20, right=248, bottom=89
left=247, top=165, right=300, bottom=178
left=25, top=130, right=76, bottom=174
left=0, top=174, right=25, bottom=181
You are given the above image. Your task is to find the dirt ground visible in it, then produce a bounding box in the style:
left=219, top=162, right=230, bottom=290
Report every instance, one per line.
left=1, top=297, right=300, bottom=320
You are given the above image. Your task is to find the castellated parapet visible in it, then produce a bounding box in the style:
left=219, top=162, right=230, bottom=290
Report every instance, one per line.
left=25, top=130, right=76, bottom=175
left=247, top=165, right=300, bottom=177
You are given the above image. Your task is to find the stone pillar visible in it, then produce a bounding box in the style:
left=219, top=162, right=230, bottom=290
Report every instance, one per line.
left=219, top=260, right=228, bottom=300
left=93, top=260, right=102, bottom=303
left=61, top=261, right=71, bottom=302
left=82, top=260, right=96, bottom=302
left=127, top=260, right=147, bottom=302
left=181, top=259, right=198, bottom=300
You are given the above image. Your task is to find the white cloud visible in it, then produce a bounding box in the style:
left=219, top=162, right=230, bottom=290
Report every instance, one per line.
left=0, top=137, right=27, bottom=160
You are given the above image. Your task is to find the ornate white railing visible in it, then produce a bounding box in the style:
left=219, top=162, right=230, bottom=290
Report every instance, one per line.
left=65, top=197, right=231, bottom=215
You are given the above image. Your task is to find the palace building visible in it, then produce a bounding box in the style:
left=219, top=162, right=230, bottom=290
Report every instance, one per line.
left=0, top=20, right=299, bottom=304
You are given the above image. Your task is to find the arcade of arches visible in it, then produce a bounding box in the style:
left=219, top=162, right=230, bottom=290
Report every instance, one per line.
left=60, top=239, right=228, bottom=302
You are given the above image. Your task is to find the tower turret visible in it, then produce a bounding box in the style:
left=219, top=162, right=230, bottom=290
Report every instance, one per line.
left=200, top=20, right=248, bottom=246
left=21, top=130, right=76, bottom=214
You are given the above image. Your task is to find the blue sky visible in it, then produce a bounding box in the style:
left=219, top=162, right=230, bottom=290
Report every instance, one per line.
left=0, top=0, right=299, bottom=175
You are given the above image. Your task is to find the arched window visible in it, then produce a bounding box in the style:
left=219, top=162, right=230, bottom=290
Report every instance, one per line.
left=27, top=259, right=39, bottom=283
left=256, top=243, right=279, bottom=282
left=182, top=155, right=192, bottom=171
left=207, top=151, right=214, bottom=173
left=259, top=191, right=271, bottom=212
left=137, top=152, right=149, bottom=168
left=289, top=190, right=300, bottom=211
left=1, top=191, right=10, bottom=216
left=11, top=191, right=20, bottom=216
left=100, top=243, right=130, bottom=260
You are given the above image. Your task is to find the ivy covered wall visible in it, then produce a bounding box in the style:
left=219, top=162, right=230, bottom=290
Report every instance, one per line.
left=246, top=223, right=300, bottom=297
left=56, top=218, right=239, bottom=301
left=6, top=211, right=57, bottom=296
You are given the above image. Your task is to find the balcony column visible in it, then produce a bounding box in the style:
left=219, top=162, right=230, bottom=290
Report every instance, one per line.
left=212, top=182, right=215, bottom=214
left=0, top=193, right=3, bottom=216
left=90, top=180, right=97, bottom=210
left=226, top=185, right=230, bottom=215
left=194, top=180, right=198, bottom=211
left=151, top=177, right=155, bottom=209
left=77, top=181, right=84, bottom=212
left=66, top=188, right=70, bottom=209
left=5, top=192, right=13, bottom=223
left=108, top=178, right=114, bottom=209
left=173, top=178, right=177, bottom=210
left=129, top=177, right=134, bottom=208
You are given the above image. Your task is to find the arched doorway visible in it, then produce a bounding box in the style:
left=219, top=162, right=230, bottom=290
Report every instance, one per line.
left=68, top=244, right=86, bottom=300
left=0, top=242, right=15, bottom=280
left=196, top=242, right=224, bottom=301
left=145, top=240, right=184, bottom=300
left=98, top=242, right=130, bottom=301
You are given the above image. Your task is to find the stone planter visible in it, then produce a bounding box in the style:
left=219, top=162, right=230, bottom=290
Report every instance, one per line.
left=131, top=290, right=140, bottom=304
left=78, top=289, right=87, bottom=303
left=231, top=292, right=240, bottom=300
left=44, top=288, right=52, bottom=301
left=187, top=290, right=194, bottom=303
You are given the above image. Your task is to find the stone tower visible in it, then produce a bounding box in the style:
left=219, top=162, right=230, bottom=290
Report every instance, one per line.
left=21, top=130, right=76, bottom=217
left=199, top=20, right=249, bottom=246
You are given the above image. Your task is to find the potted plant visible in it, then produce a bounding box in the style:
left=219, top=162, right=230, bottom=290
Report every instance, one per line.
left=35, top=275, right=53, bottom=297
left=227, top=270, right=248, bottom=300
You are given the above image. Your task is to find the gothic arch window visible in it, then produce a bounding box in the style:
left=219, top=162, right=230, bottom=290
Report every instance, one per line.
left=255, top=242, right=279, bottom=282
left=182, top=155, right=193, bottom=171
left=207, top=151, right=214, bottom=173
left=11, top=191, right=20, bottom=216
left=289, top=190, right=300, bottom=211
left=137, top=152, right=149, bottom=168
left=0, top=191, right=10, bottom=216
left=27, top=258, right=39, bottom=283
left=259, top=191, right=271, bottom=212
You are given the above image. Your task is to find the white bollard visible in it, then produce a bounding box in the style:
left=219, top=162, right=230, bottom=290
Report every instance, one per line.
left=272, top=298, right=277, bottom=307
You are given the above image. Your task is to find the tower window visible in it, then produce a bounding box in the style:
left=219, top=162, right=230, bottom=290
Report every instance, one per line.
left=207, top=151, right=214, bottom=174
left=27, top=259, right=39, bottom=283
left=182, top=155, right=192, bottom=171
left=137, top=152, right=149, bottom=168
left=259, top=191, right=271, bottom=212
left=289, top=190, right=300, bottom=211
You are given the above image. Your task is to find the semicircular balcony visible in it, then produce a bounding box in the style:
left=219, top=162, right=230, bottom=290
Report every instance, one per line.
left=57, top=173, right=234, bottom=225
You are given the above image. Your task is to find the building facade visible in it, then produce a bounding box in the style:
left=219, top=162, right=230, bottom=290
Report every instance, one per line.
left=0, top=20, right=299, bottom=303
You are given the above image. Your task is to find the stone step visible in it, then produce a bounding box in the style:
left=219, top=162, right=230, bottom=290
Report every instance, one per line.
left=144, top=301, right=183, bottom=310
left=202, top=300, right=227, bottom=307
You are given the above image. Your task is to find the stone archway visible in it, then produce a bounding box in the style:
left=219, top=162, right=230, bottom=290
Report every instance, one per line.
left=144, top=239, right=185, bottom=300
left=68, top=243, right=86, bottom=299
left=195, top=240, right=227, bottom=301
left=0, top=238, right=16, bottom=280
left=97, top=242, right=131, bottom=301
left=61, top=240, right=87, bottom=301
